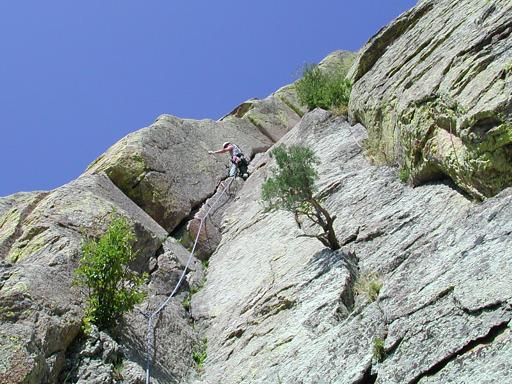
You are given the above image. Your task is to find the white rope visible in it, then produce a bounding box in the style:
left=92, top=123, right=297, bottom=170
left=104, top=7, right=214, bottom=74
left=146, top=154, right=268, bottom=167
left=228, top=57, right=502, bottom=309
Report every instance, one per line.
left=145, top=176, right=236, bottom=384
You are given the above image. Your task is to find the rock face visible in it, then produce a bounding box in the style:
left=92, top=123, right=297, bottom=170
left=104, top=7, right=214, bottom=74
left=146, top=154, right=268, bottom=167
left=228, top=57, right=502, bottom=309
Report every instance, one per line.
left=0, top=174, right=167, bottom=384
left=114, top=238, right=203, bottom=384
left=221, top=85, right=305, bottom=143
left=2, top=2, right=512, bottom=382
left=85, top=115, right=274, bottom=233
left=349, top=0, right=512, bottom=199
left=190, top=109, right=512, bottom=384
left=183, top=177, right=244, bottom=260
left=0, top=80, right=305, bottom=383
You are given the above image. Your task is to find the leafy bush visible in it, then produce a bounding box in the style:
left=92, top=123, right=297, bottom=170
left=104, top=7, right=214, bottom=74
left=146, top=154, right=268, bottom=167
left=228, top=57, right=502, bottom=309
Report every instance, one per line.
left=74, top=213, right=147, bottom=330
left=354, top=272, right=383, bottom=302
left=296, top=64, right=352, bottom=112
left=261, top=144, right=340, bottom=250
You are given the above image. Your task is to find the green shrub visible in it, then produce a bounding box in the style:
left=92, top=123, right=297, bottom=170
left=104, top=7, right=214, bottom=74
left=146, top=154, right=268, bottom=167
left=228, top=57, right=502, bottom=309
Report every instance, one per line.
left=373, top=337, right=386, bottom=362
left=112, top=360, right=124, bottom=381
left=74, top=213, right=147, bottom=330
left=399, top=166, right=410, bottom=183
left=261, top=144, right=340, bottom=250
left=296, top=64, right=352, bottom=111
left=192, top=338, right=208, bottom=369
left=182, top=296, right=191, bottom=311
left=354, top=272, right=383, bottom=302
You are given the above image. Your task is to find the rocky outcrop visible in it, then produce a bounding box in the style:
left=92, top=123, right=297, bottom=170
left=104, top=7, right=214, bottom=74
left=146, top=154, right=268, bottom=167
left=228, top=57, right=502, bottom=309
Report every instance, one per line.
left=220, top=50, right=355, bottom=143
left=221, top=85, right=305, bottom=143
left=349, top=0, right=512, bottom=199
left=318, top=50, right=356, bottom=76
left=183, top=177, right=244, bottom=260
left=0, top=174, right=166, bottom=384
left=2, top=2, right=512, bottom=382
left=0, top=192, right=48, bottom=260
left=114, top=238, right=203, bottom=384
left=190, top=109, right=512, bottom=383
left=85, top=115, right=273, bottom=233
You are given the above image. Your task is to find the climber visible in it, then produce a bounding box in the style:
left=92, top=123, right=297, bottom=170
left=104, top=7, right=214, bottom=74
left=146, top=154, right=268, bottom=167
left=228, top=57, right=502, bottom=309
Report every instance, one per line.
left=208, top=142, right=249, bottom=179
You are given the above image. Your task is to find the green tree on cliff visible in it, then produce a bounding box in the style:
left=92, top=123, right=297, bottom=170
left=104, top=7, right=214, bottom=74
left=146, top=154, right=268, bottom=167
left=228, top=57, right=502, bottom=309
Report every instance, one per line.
left=261, top=144, right=340, bottom=250
left=74, top=213, right=147, bottom=330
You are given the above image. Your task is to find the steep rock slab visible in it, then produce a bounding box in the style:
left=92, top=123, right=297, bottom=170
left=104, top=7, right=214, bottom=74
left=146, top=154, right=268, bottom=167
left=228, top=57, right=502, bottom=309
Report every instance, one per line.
left=183, top=177, right=244, bottom=260
left=349, top=0, right=512, bottom=199
left=85, top=115, right=273, bottom=232
left=317, top=49, right=356, bottom=75
left=221, top=85, right=306, bottom=143
left=0, top=174, right=167, bottom=384
left=189, top=110, right=511, bottom=383
left=220, top=50, right=355, bottom=143
left=0, top=192, right=48, bottom=260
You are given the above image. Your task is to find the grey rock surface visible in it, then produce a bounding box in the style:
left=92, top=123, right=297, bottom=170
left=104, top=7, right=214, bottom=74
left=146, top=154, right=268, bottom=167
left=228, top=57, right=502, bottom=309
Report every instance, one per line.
left=0, top=192, right=48, bottom=260
left=116, top=294, right=197, bottom=384
left=60, top=325, right=121, bottom=384
left=349, top=0, right=512, bottom=199
left=183, top=177, right=244, bottom=260
left=189, top=109, right=512, bottom=383
left=0, top=174, right=167, bottom=383
left=221, top=84, right=306, bottom=143
left=85, top=114, right=274, bottom=232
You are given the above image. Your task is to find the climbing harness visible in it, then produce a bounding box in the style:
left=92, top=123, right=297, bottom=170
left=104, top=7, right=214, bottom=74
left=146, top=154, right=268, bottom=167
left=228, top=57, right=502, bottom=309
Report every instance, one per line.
left=145, top=176, right=236, bottom=384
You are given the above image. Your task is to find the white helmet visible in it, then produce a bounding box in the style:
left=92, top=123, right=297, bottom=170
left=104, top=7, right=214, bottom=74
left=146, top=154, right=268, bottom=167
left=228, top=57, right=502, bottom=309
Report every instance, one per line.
left=223, top=142, right=231, bottom=148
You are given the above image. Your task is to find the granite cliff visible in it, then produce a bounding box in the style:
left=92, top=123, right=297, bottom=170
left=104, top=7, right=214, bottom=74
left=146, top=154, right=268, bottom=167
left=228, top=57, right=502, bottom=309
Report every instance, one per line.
left=1, top=0, right=511, bottom=383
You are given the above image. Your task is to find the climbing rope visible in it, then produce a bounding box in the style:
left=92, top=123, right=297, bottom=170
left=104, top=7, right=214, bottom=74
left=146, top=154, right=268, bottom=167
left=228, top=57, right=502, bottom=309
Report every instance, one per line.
left=145, top=176, right=236, bottom=384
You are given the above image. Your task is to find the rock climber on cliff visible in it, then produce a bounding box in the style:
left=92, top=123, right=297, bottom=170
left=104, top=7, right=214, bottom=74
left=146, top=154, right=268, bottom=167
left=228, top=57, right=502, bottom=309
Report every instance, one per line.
left=208, top=142, right=249, bottom=179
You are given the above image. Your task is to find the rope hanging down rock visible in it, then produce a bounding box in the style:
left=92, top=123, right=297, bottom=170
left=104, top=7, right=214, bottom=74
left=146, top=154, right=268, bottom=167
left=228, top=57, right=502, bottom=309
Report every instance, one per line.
left=145, top=176, right=236, bottom=384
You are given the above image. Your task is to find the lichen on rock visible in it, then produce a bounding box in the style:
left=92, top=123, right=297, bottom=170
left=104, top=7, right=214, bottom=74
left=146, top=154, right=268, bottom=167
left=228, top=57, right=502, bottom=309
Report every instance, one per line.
left=349, top=0, right=512, bottom=199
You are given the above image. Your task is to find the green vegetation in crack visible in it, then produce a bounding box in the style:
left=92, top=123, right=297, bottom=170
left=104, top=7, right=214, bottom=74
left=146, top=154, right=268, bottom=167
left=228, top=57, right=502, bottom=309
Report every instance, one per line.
left=354, top=271, right=383, bottom=303
left=296, top=64, right=352, bottom=115
left=192, top=338, right=208, bottom=370
left=261, top=144, right=340, bottom=250
left=182, top=274, right=207, bottom=311
left=73, top=212, right=147, bottom=331
left=398, top=166, right=410, bottom=184
left=373, top=337, right=386, bottom=362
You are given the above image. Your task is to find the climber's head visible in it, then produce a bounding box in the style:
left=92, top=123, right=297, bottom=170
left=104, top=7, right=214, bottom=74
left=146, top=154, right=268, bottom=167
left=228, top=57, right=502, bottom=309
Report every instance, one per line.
left=223, top=142, right=231, bottom=149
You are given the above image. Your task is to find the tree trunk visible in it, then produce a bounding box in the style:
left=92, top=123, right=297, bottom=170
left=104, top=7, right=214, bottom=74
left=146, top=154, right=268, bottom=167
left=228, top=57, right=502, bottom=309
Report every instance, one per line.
left=308, top=198, right=340, bottom=250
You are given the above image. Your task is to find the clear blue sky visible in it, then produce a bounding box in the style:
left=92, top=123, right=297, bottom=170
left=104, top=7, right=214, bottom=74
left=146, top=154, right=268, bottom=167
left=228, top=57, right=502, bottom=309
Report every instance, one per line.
left=0, top=0, right=416, bottom=197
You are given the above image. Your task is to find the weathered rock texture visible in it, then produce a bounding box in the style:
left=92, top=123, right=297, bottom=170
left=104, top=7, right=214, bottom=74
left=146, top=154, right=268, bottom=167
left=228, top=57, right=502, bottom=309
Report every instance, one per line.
left=190, top=109, right=512, bottom=383
left=85, top=115, right=273, bottom=233
left=0, top=174, right=167, bottom=384
left=114, top=238, right=203, bottom=384
left=349, top=0, right=512, bottom=199
left=2, top=1, right=512, bottom=382
left=183, top=177, right=244, bottom=260
left=220, top=50, right=355, bottom=143
left=0, top=76, right=305, bottom=383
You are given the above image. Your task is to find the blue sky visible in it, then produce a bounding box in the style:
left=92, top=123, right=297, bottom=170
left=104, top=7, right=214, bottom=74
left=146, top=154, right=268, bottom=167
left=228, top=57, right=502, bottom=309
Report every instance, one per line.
left=0, top=0, right=417, bottom=197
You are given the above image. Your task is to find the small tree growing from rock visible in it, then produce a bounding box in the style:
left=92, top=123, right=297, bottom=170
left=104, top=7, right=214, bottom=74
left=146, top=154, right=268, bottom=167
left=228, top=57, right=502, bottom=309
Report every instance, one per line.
left=74, top=213, right=147, bottom=330
left=261, top=144, right=340, bottom=250
left=296, top=64, right=352, bottom=114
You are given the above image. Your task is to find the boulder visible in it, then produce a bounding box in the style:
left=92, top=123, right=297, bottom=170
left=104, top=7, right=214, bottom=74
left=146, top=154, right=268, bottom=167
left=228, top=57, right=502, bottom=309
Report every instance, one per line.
left=348, top=0, right=512, bottom=199
left=317, top=49, right=356, bottom=75
left=0, top=174, right=167, bottom=383
left=85, top=115, right=274, bottom=232
left=221, top=85, right=305, bottom=143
